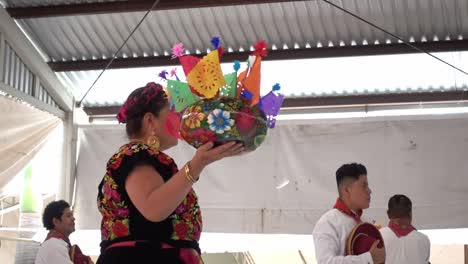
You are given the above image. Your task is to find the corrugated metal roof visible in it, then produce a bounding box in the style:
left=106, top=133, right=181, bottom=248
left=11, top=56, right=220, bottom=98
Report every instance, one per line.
left=58, top=51, right=468, bottom=107
left=18, top=0, right=468, bottom=62
left=4, top=0, right=468, bottom=106
left=2, top=0, right=120, bottom=8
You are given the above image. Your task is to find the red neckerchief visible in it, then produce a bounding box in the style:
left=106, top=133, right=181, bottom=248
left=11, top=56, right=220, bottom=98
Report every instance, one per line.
left=388, top=220, right=415, bottom=238
left=44, top=230, right=91, bottom=264
left=333, top=198, right=362, bottom=223
left=45, top=230, right=71, bottom=247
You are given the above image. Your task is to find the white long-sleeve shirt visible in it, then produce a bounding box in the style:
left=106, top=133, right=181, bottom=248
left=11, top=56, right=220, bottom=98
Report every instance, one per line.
left=35, top=237, right=73, bottom=264
left=380, top=227, right=430, bottom=264
left=313, top=209, right=374, bottom=264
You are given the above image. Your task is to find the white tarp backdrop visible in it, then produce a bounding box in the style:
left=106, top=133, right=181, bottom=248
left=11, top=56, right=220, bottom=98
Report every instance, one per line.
left=74, top=115, right=468, bottom=234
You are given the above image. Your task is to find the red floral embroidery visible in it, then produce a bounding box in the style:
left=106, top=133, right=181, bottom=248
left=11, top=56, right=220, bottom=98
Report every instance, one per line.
left=158, top=153, right=174, bottom=166
left=112, top=220, right=129, bottom=237
left=116, top=208, right=129, bottom=218
left=170, top=189, right=202, bottom=241
left=102, top=227, right=109, bottom=240
left=111, top=190, right=121, bottom=202
left=98, top=142, right=202, bottom=246
left=175, top=221, right=189, bottom=239
left=108, top=156, right=123, bottom=170
left=103, top=182, right=112, bottom=199
left=186, top=192, right=197, bottom=206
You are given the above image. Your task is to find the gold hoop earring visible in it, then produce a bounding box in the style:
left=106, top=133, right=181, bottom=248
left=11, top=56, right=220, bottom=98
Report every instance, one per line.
left=147, top=135, right=160, bottom=152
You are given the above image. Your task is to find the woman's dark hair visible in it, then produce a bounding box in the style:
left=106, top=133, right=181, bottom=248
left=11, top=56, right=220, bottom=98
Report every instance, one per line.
left=42, top=200, right=70, bottom=230
left=116, top=82, right=168, bottom=138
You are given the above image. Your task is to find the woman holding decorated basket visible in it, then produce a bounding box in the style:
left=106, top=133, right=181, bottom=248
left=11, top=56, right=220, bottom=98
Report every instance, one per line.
left=96, top=37, right=283, bottom=263
left=95, top=82, right=243, bottom=264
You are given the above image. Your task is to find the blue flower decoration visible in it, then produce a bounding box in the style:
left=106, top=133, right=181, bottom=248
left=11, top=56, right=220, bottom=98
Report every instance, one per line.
left=207, top=109, right=235, bottom=134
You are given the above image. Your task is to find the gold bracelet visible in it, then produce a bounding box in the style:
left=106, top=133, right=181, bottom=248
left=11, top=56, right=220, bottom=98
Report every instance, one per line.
left=184, top=162, right=198, bottom=183
left=184, top=163, right=197, bottom=183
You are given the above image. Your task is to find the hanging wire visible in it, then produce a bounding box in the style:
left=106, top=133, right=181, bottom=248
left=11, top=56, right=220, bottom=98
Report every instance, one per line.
left=320, top=0, right=468, bottom=78
left=77, top=0, right=161, bottom=106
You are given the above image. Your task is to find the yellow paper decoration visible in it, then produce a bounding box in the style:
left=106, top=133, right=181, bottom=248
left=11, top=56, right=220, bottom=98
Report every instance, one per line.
left=186, top=50, right=226, bottom=98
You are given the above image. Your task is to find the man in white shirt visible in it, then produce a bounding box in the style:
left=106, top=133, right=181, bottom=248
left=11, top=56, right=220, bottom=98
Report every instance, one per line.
left=313, top=163, right=385, bottom=264
left=35, top=200, right=92, bottom=264
left=380, top=194, right=430, bottom=264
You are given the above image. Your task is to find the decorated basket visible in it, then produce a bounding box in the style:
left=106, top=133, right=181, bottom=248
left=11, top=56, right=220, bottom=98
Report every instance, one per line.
left=180, top=98, right=268, bottom=151
left=163, top=37, right=284, bottom=151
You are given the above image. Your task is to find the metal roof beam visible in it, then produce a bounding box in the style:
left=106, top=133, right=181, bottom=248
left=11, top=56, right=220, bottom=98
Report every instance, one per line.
left=7, top=0, right=305, bottom=19
left=48, top=40, right=468, bottom=72
left=82, top=91, right=468, bottom=116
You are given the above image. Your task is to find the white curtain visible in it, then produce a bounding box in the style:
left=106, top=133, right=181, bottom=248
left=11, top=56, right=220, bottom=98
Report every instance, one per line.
left=0, top=95, right=61, bottom=192
left=75, top=115, right=468, bottom=234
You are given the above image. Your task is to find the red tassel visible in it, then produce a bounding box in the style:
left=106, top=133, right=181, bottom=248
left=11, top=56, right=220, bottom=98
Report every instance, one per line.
left=253, top=40, right=268, bottom=57
left=217, top=46, right=225, bottom=60
left=218, top=46, right=225, bottom=55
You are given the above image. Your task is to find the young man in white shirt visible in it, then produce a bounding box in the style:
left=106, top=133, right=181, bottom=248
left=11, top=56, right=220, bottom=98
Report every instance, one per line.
left=313, top=163, right=385, bottom=264
left=35, top=200, right=92, bottom=264
left=380, top=194, right=430, bottom=264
